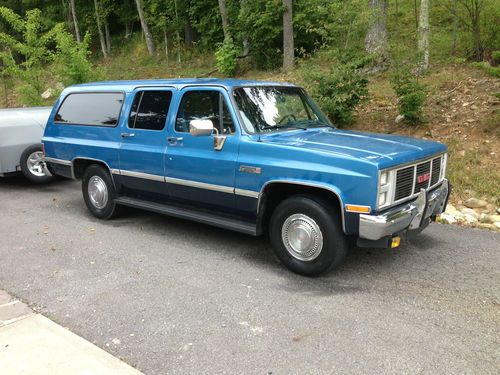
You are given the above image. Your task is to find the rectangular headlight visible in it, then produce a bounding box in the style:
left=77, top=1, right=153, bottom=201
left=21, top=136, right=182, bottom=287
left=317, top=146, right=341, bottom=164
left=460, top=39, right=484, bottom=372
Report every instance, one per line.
left=377, top=169, right=395, bottom=209
left=380, top=171, right=388, bottom=186
left=378, top=191, right=387, bottom=206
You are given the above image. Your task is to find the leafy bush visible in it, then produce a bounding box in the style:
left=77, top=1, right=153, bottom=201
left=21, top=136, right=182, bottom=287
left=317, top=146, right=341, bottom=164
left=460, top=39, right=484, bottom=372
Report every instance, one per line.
left=215, top=40, right=239, bottom=77
left=391, top=68, right=427, bottom=125
left=302, top=58, right=369, bottom=126
left=472, top=61, right=500, bottom=78
left=491, top=51, right=500, bottom=66
left=0, top=7, right=51, bottom=105
left=53, top=27, right=98, bottom=86
left=0, top=7, right=97, bottom=105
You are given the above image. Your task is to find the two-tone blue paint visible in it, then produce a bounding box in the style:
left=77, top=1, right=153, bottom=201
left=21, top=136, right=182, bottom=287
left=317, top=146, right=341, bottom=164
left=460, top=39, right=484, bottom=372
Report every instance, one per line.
left=43, top=78, right=448, bottom=236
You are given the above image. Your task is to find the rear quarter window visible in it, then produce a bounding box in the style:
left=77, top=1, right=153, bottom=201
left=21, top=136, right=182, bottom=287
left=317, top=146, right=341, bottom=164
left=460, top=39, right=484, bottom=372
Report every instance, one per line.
left=54, top=92, right=124, bottom=126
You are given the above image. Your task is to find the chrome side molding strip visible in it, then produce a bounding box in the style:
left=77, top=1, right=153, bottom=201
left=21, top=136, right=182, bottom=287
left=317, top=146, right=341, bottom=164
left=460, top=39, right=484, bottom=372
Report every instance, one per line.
left=165, top=176, right=234, bottom=194
left=44, top=157, right=261, bottom=199
left=44, top=157, right=72, bottom=166
left=234, top=188, right=260, bottom=198
left=120, top=169, right=164, bottom=182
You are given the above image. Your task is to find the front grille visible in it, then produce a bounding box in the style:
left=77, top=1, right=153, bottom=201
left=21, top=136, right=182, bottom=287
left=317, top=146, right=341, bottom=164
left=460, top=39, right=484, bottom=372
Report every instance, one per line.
left=392, top=155, right=444, bottom=203
left=430, top=157, right=441, bottom=186
left=395, top=167, right=414, bottom=201
left=414, top=160, right=431, bottom=193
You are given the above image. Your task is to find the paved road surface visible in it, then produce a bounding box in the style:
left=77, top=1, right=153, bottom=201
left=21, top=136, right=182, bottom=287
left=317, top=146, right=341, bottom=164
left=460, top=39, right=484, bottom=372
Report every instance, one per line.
left=0, top=176, right=498, bottom=374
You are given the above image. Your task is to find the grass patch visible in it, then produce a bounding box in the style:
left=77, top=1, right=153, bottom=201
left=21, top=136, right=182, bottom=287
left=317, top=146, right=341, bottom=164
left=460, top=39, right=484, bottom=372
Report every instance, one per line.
left=446, top=138, right=500, bottom=205
left=472, top=61, right=500, bottom=78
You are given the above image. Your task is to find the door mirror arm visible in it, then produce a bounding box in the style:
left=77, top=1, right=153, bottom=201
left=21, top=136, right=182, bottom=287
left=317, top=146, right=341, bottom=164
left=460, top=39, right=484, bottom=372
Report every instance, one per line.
left=213, top=134, right=227, bottom=151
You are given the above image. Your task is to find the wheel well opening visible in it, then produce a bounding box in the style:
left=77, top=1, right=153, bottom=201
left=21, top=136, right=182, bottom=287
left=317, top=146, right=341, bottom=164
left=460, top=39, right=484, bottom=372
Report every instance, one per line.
left=259, top=183, right=343, bottom=233
left=73, top=159, right=109, bottom=179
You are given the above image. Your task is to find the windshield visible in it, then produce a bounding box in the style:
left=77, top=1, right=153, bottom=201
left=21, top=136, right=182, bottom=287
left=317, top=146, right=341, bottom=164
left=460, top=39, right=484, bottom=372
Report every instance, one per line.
left=233, top=86, right=333, bottom=133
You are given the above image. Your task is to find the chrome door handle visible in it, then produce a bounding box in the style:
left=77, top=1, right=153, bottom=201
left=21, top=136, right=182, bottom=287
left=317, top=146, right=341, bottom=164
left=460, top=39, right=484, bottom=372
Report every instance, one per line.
left=167, top=137, right=183, bottom=144
left=121, top=133, right=135, bottom=138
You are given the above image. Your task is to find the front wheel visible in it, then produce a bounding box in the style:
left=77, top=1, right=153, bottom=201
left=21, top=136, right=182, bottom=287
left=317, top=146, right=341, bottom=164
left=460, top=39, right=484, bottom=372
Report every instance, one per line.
left=82, top=164, right=120, bottom=219
left=269, top=195, right=348, bottom=276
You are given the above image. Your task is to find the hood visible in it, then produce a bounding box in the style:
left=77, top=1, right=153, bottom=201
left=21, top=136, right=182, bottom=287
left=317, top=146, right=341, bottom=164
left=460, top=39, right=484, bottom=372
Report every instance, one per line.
left=259, top=128, right=447, bottom=169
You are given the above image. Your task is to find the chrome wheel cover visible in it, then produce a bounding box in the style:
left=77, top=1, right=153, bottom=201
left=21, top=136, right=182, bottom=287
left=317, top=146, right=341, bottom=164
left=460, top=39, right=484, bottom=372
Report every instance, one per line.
left=88, top=176, right=108, bottom=209
left=27, top=151, right=46, bottom=177
left=281, top=214, right=323, bottom=261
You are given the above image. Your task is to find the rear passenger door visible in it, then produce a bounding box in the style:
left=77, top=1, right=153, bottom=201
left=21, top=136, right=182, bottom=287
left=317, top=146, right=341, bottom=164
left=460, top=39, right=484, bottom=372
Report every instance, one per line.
left=118, top=88, right=173, bottom=199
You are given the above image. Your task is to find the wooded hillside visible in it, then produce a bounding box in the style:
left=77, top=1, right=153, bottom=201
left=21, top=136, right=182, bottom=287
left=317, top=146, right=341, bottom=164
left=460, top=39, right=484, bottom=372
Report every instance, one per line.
left=0, top=0, right=498, bottom=206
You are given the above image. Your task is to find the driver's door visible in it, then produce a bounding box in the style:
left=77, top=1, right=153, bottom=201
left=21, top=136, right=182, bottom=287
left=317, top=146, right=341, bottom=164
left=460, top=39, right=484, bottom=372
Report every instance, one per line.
left=164, top=87, right=240, bottom=213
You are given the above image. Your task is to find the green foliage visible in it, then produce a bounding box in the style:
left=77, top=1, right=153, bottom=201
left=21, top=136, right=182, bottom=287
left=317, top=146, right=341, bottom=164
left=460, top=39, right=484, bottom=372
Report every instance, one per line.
left=237, top=0, right=282, bottom=69
left=472, top=61, right=500, bottom=78
left=0, top=7, right=51, bottom=105
left=215, top=40, right=239, bottom=76
left=53, top=28, right=97, bottom=86
left=391, top=67, right=427, bottom=125
left=0, top=6, right=95, bottom=105
left=302, top=54, right=369, bottom=126
left=492, top=51, right=500, bottom=63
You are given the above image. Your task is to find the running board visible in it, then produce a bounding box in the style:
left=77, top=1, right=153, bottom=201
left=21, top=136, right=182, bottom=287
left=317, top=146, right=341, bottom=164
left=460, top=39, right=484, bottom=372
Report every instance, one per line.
left=115, top=197, right=258, bottom=236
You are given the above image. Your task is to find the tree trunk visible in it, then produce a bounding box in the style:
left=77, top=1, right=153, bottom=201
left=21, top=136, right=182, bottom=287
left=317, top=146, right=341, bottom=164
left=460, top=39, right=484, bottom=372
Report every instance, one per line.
left=94, top=0, right=108, bottom=58
left=365, top=0, right=388, bottom=72
left=218, top=0, right=231, bottom=42
left=418, top=0, right=430, bottom=72
left=451, top=0, right=458, bottom=56
left=134, top=0, right=155, bottom=56
left=69, top=0, right=81, bottom=43
left=414, top=0, right=419, bottom=30
left=164, top=29, right=169, bottom=64
left=472, top=21, right=482, bottom=61
left=125, top=22, right=133, bottom=39
left=105, top=22, right=111, bottom=54
left=282, top=0, right=294, bottom=71
left=174, top=0, right=181, bottom=63
left=240, top=0, right=250, bottom=55
left=184, top=17, right=194, bottom=46
left=469, top=1, right=483, bottom=61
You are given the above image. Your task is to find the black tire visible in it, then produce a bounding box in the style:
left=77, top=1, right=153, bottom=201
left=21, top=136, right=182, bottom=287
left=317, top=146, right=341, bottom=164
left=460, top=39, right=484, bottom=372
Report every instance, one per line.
left=82, top=164, right=120, bottom=220
left=269, top=195, right=348, bottom=276
left=20, top=144, right=55, bottom=184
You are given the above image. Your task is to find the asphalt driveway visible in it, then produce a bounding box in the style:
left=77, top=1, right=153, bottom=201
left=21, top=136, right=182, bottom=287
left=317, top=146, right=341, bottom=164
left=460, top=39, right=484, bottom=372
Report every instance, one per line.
left=0, top=176, right=498, bottom=374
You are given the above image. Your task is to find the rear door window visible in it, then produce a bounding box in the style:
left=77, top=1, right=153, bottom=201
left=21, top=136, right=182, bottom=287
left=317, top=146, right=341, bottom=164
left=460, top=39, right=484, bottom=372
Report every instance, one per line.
left=128, top=91, right=172, bottom=131
left=55, top=92, right=124, bottom=126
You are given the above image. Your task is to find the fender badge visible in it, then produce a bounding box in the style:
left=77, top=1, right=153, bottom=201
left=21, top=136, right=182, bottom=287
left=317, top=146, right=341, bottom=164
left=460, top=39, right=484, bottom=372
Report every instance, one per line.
left=239, top=165, right=262, bottom=174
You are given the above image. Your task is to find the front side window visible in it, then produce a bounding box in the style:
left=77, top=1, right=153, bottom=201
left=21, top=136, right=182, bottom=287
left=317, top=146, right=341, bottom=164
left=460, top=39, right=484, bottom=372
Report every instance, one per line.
left=233, top=86, right=332, bottom=133
left=55, top=92, right=124, bottom=126
left=175, top=90, right=235, bottom=135
left=128, top=91, right=172, bottom=131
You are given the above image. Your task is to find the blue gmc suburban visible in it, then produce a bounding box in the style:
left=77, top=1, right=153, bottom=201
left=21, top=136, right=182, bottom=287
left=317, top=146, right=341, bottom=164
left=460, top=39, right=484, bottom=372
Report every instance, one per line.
left=42, top=79, right=450, bottom=276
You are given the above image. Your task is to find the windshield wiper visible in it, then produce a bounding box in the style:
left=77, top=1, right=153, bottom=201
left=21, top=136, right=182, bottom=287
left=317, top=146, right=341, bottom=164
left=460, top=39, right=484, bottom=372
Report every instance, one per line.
left=261, top=123, right=308, bottom=131
left=294, top=119, right=335, bottom=129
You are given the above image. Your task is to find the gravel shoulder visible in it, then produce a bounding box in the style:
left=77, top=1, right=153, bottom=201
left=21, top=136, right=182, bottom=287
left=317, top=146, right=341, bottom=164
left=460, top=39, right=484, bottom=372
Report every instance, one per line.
left=0, top=176, right=499, bottom=374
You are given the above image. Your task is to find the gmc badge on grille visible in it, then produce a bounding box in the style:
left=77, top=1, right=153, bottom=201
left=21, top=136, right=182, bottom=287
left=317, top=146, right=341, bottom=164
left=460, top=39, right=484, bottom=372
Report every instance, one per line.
left=417, top=172, right=431, bottom=183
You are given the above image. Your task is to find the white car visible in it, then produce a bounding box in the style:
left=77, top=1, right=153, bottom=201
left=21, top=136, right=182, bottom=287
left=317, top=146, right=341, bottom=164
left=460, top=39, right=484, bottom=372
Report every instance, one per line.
left=0, top=107, right=55, bottom=183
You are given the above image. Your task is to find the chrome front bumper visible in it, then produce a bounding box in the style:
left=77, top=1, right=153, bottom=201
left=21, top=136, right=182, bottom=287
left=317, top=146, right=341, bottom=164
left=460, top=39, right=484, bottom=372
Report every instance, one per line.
left=359, top=179, right=450, bottom=241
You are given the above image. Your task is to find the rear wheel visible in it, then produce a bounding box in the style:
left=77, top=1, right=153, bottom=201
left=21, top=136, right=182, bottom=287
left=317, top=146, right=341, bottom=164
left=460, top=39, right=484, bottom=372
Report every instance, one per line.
left=269, top=195, right=348, bottom=276
left=20, top=144, right=55, bottom=184
left=82, top=164, right=120, bottom=219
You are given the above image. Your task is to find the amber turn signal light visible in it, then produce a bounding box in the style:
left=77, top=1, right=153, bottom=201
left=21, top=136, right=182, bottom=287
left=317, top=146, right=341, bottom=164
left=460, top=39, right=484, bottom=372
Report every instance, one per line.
left=345, top=204, right=371, bottom=213
left=391, top=236, right=401, bottom=248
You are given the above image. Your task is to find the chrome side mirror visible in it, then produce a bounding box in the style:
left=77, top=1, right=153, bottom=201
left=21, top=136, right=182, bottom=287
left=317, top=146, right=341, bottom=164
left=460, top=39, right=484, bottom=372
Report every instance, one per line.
left=189, top=119, right=213, bottom=136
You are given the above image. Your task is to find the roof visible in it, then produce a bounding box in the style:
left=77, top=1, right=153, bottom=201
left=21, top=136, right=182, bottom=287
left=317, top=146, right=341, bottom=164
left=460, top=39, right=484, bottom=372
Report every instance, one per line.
left=69, top=78, right=298, bottom=92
